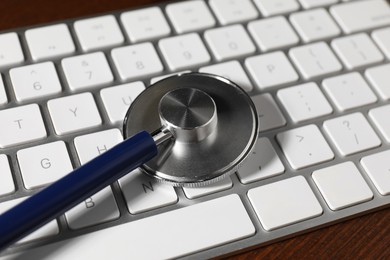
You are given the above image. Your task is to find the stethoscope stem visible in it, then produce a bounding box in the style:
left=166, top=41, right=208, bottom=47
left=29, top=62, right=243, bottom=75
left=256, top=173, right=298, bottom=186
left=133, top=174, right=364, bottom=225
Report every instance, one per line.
left=0, top=130, right=167, bottom=251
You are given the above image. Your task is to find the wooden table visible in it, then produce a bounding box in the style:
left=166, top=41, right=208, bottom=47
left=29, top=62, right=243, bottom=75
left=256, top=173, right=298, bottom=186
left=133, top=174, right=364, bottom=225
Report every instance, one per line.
left=0, top=0, right=389, bottom=258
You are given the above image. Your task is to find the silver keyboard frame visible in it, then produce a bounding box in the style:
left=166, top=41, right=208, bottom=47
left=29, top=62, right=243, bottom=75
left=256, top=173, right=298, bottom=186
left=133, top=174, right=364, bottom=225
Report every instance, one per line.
left=0, top=0, right=389, bottom=258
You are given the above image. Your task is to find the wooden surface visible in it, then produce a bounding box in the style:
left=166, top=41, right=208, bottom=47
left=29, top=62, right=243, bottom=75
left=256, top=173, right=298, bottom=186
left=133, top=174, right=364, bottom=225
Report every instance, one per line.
left=0, top=0, right=389, bottom=259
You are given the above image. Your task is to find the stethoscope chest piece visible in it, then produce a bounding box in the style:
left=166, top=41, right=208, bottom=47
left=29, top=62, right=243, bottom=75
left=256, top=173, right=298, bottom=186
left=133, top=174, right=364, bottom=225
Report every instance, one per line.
left=124, top=73, right=259, bottom=187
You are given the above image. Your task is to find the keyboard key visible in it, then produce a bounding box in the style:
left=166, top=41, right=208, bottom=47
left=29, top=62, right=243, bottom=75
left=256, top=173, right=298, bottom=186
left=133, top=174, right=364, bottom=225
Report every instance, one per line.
left=0, top=154, right=15, bottom=197
left=277, top=125, right=334, bottom=169
left=369, top=105, right=390, bottom=143
left=290, top=8, right=341, bottom=42
left=298, top=0, right=338, bottom=9
left=62, top=52, right=113, bottom=91
left=112, top=42, right=163, bottom=80
left=248, top=176, right=322, bottom=231
left=323, top=113, right=381, bottom=156
left=361, top=150, right=390, bottom=195
left=312, top=162, right=373, bottom=210
left=237, top=138, right=285, bottom=184
left=204, top=24, right=256, bottom=61
left=254, top=0, right=300, bottom=17
left=278, top=82, right=333, bottom=123
left=48, top=93, right=102, bottom=135
left=251, top=93, right=286, bottom=132
left=331, top=33, right=384, bottom=70
left=121, top=7, right=171, bottom=43
left=74, top=129, right=123, bottom=164
left=248, top=16, right=299, bottom=52
left=65, top=186, right=120, bottom=229
left=372, top=27, right=390, bottom=59
left=365, top=64, right=390, bottom=101
left=330, top=0, right=390, bottom=34
left=100, top=82, right=145, bottom=124
left=166, top=0, right=216, bottom=33
left=199, top=61, right=253, bottom=92
left=159, top=33, right=210, bottom=71
left=0, top=198, right=59, bottom=244
left=74, top=15, right=124, bottom=51
left=17, top=141, right=73, bottom=189
left=10, top=62, right=62, bottom=101
left=119, top=169, right=177, bottom=214
left=25, top=24, right=75, bottom=61
left=322, top=72, right=377, bottom=111
left=0, top=74, right=7, bottom=105
left=183, top=177, right=232, bottom=199
left=10, top=194, right=255, bottom=259
left=245, top=51, right=299, bottom=90
left=150, top=71, right=191, bottom=85
left=289, top=42, right=342, bottom=79
left=0, top=32, right=24, bottom=68
left=209, top=0, right=258, bottom=25
left=0, top=104, right=46, bottom=148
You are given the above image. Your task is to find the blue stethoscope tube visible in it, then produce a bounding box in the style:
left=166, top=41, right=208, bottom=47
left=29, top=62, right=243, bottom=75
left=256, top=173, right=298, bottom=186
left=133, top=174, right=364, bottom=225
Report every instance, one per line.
left=0, top=131, right=157, bottom=251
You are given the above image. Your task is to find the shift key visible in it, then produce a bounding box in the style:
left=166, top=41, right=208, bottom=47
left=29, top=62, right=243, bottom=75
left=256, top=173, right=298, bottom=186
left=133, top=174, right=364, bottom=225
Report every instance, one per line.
left=330, top=0, right=390, bottom=34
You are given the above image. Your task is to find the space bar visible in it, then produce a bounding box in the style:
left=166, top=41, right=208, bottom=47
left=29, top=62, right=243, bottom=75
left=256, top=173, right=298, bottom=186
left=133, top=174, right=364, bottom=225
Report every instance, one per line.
left=5, top=194, right=255, bottom=259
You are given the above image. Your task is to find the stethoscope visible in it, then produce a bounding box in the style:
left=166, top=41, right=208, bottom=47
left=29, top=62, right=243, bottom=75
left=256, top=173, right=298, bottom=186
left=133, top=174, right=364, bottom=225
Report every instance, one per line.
left=0, top=73, right=259, bottom=250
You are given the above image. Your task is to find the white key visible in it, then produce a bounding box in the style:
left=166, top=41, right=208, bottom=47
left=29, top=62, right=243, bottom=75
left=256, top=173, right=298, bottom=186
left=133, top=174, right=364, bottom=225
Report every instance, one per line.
left=112, top=42, right=163, bottom=80
left=0, top=155, right=15, bottom=197
left=74, top=129, right=123, bottom=164
left=150, top=71, right=191, bottom=84
left=0, top=104, right=46, bottom=148
left=277, top=124, right=334, bottom=169
left=245, top=51, right=299, bottom=90
left=74, top=15, right=124, bottom=51
left=312, top=162, right=373, bottom=210
left=65, top=186, right=120, bottom=229
left=0, top=198, right=59, bottom=244
left=372, top=27, right=390, bottom=59
left=166, top=0, right=216, bottom=33
left=323, top=113, right=381, bottom=156
left=48, top=93, right=102, bottom=135
left=183, top=177, right=232, bottom=199
left=277, top=82, right=333, bottom=123
left=290, top=8, right=341, bottom=42
left=119, top=169, right=177, bottom=214
left=251, top=93, right=286, bottom=132
left=248, top=176, right=322, bottom=231
left=100, top=82, right=145, bottom=124
left=199, top=60, right=253, bottom=92
left=248, top=16, right=299, bottom=52
left=159, top=33, right=211, bottom=71
left=361, top=150, right=390, bottom=195
left=330, top=0, right=390, bottom=34
left=254, top=0, right=300, bottom=17
left=322, top=72, right=377, bottom=111
left=289, top=42, right=342, bottom=79
left=209, top=0, right=258, bottom=25
left=365, top=64, right=390, bottom=100
left=17, top=141, right=73, bottom=189
left=0, top=74, right=7, bottom=105
left=0, top=32, right=24, bottom=68
left=204, top=24, right=256, bottom=61
left=369, top=105, right=390, bottom=143
left=10, top=62, right=62, bottom=101
left=121, top=7, right=171, bottom=43
left=62, top=52, right=113, bottom=91
left=237, top=138, right=285, bottom=184
left=25, top=24, right=75, bottom=61
left=331, top=33, right=384, bottom=70
left=298, top=0, right=338, bottom=9
left=7, top=195, right=254, bottom=259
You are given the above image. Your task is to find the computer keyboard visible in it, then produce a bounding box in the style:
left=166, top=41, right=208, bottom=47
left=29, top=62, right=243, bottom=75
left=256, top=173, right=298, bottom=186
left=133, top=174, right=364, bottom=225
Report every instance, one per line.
left=0, top=0, right=389, bottom=258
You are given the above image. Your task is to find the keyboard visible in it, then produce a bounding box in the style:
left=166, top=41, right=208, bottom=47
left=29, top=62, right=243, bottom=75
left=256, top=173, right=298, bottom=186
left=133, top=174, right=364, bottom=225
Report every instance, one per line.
left=0, top=0, right=389, bottom=258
